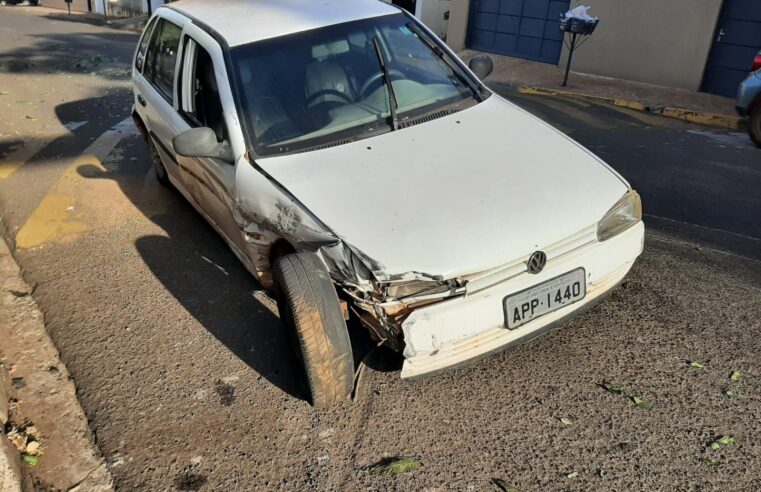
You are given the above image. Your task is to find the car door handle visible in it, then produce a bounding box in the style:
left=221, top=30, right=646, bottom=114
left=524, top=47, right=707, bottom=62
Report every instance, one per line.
left=137, top=94, right=147, bottom=107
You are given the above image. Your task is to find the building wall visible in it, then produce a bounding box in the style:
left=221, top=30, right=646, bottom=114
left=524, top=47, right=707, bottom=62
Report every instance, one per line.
left=41, top=0, right=91, bottom=13
left=445, top=0, right=470, bottom=51
left=415, top=0, right=451, bottom=40
left=446, top=0, right=723, bottom=91
left=558, top=0, right=722, bottom=90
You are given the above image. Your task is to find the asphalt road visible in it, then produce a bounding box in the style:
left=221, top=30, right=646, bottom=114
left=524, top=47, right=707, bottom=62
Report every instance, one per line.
left=1, top=7, right=760, bottom=491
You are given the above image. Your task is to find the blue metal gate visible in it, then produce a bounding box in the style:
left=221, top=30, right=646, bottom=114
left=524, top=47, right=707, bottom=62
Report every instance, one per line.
left=701, top=0, right=761, bottom=97
left=467, top=0, right=570, bottom=64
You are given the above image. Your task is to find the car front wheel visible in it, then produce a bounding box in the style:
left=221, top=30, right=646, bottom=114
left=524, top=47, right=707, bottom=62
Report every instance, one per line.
left=273, top=252, right=354, bottom=407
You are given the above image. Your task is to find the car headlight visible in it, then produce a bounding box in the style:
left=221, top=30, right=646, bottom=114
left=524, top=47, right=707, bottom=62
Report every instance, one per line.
left=597, top=190, right=642, bottom=241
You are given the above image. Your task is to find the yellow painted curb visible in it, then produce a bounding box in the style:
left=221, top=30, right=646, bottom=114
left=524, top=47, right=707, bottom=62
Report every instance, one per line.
left=517, top=86, right=744, bottom=130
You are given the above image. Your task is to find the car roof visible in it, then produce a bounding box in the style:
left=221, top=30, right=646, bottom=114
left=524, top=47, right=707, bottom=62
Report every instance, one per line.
left=162, top=0, right=401, bottom=47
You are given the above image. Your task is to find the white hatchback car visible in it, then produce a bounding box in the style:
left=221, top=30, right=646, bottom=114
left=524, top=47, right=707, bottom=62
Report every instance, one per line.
left=132, top=0, right=644, bottom=406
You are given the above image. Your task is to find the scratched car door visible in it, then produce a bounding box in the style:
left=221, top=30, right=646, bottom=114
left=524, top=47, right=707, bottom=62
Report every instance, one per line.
left=175, top=34, right=246, bottom=254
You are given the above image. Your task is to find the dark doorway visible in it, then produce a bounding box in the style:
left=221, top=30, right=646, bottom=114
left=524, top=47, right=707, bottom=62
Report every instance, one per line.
left=701, top=0, right=761, bottom=97
left=392, top=0, right=417, bottom=14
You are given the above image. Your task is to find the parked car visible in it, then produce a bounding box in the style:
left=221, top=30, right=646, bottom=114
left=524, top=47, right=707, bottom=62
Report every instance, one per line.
left=131, top=0, right=644, bottom=407
left=737, top=49, right=761, bottom=148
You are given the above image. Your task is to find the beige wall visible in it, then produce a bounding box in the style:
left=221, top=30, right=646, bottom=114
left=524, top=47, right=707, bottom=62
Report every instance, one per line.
left=560, top=0, right=722, bottom=90
left=446, top=0, right=723, bottom=91
left=446, top=0, right=470, bottom=51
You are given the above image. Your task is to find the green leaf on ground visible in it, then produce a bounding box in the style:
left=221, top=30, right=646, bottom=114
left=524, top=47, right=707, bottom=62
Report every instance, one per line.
left=709, top=436, right=735, bottom=451
left=369, top=457, right=423, bottom=476
left=559, top=417, right=574, bottom=426
left=730, top=371, right=742, bottom=381
left=689, top=361, right=704, bottom=369
left=703, top=458, right=717, bottom=465
left=632, top=396, right=653, bottom=410
left=0, top=91, right=9, bottom=96
left=566, top=471, right=579, bottom=478
left=491, top=478, right=520, bottom=492
left=725, top=390, right=742, bottom=399
left=602, top=383, right=624, bottom=395
left=717, top=436, right=735, bottom=446
left=22, top=455, right=38, bottom=466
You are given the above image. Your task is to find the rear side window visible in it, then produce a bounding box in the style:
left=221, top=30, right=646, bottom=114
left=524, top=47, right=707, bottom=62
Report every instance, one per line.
left=144, top=19, right=182, bottom=102
left=135, top=17, right=158, bottom=72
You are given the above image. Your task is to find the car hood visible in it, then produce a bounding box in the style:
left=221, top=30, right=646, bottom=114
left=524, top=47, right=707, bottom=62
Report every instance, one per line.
left=255, top=95, right=629, bottom=281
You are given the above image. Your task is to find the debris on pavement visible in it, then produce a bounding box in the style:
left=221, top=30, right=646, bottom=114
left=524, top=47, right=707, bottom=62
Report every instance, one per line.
left=689, top=361, right=705, bottom=369
left=601, top=382, right=624, bottom=395
left=21, top=455, right=38, bottom=466
left=5, top=420, right=44, bottom=458
left=724, top=390, right=742, bottom=400
left=368, top=457, right=423, bottom=476
left=491, top=478, right=520, bottom=492
left=632, top=396, right=654, bottom=411
left=559, top=417, right=574, bottom=426
left=730, top=371, right=742, bottom=381
left=708, top=436, right=735, bottom=451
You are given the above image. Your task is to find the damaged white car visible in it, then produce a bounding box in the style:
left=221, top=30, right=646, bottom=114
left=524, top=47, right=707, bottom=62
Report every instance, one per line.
left=131, top=0, right=644, bottom=406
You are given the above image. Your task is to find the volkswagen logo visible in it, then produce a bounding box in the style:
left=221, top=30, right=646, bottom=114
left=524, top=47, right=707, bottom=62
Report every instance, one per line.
left=527, top=251, right=547, bottom=274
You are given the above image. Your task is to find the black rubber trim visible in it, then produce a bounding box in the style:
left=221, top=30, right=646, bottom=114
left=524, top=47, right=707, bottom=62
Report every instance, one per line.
left=149, top=131, right=177, bottom=164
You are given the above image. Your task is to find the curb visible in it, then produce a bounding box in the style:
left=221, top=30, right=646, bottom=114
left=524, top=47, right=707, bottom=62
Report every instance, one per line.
left=0, top=238, right=114, bottom=491
left=517, top=86, right=745, bottom=130
left=1, top=340, right=21, bottom=492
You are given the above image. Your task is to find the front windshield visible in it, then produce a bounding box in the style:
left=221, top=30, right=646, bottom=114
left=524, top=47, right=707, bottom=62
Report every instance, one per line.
left=231, top=13, right=480, bottom=156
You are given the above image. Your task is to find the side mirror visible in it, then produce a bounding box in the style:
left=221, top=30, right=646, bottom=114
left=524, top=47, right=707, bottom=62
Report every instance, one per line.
left=173, top=127, right=234, bottom=163
left=468, top=55, right=493, bottom=80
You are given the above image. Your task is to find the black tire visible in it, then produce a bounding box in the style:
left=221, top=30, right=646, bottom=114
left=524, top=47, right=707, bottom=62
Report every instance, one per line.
left=148, top=137, right=171, bottom=187
left=273, top=252, right=354, bottom=407
left=749, top=108, right=761, bottom=149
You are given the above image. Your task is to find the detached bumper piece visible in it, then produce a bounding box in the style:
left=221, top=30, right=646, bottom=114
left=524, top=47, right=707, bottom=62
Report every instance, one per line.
left=400, top=222, right=644, bottom=379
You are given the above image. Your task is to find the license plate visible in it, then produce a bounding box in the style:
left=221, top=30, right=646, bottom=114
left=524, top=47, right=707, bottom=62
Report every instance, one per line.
left=504, top=268, right=586, bottom=329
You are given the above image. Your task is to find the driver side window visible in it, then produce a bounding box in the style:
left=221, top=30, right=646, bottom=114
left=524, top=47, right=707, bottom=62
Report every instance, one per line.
left=180, top=38, right=227, bottom=142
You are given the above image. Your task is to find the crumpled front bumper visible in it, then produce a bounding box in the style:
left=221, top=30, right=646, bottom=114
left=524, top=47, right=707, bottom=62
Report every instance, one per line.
left=400, top=221, right=644, bottom=379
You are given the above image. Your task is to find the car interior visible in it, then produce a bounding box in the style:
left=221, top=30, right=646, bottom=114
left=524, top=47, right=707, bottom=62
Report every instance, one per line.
left=233, top=17, right=471, bottom=152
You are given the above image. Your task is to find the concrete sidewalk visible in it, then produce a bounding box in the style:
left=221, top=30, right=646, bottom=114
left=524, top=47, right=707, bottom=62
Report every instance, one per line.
left=463, top=49, right=744, bottom=130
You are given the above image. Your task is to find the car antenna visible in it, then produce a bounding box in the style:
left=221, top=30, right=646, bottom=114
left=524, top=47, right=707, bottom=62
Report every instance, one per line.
left=372, top=36, right=399, bottom=131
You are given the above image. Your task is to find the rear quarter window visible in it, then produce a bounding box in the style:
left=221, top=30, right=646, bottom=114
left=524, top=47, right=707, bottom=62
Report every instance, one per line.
left=144, top=18, right=182, bottom=103
left=135, top=17, right=158, bottom=72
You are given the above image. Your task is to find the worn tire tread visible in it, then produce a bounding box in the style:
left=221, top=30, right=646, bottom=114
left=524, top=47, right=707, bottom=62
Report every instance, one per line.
left=273, top=252, right=353, bottom=407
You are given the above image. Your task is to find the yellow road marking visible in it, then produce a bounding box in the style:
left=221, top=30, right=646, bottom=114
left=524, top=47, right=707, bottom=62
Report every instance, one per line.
left=0, top=134, right=62, bottom=180
left=14, top=117, right=136, bottom=250
left=0, top=160, right=25, bottom=180
left=15, top=154, right=103, bottom=249
left=537, top=97, right=611, bottom=130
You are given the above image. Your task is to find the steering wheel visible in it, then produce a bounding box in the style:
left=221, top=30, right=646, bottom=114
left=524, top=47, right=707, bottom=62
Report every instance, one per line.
left=358, top=69, right=406, bottom=99
left=306, top=89, right=354, bottom=107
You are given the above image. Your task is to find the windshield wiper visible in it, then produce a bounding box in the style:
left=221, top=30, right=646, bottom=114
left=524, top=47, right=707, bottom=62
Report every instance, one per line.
left=372, top=36, right=399, bottom=131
